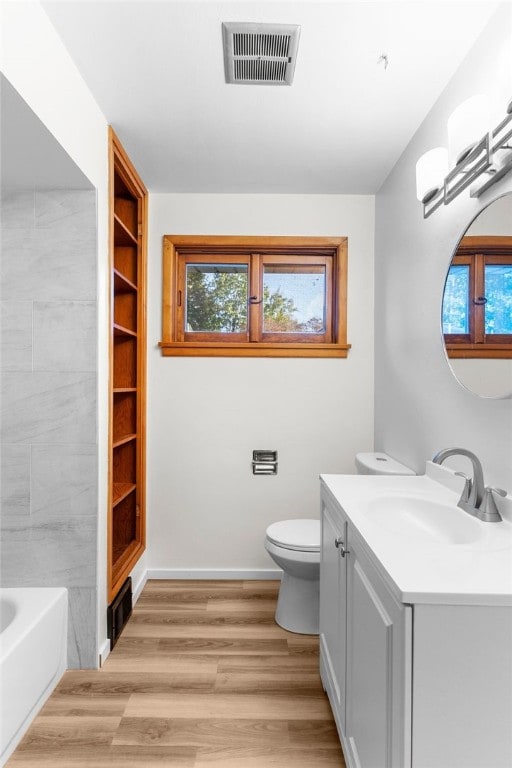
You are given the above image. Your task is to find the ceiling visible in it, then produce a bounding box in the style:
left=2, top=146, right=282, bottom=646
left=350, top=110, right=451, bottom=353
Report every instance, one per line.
left=41, top=0, right=498, bottom=194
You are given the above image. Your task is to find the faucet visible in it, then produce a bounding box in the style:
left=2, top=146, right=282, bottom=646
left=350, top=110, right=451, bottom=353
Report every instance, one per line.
left=432, top=447, right=505, bottom=523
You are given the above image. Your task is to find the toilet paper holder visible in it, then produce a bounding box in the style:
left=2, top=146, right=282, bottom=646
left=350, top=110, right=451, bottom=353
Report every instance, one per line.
left=252, top=450, right=278, bottom=475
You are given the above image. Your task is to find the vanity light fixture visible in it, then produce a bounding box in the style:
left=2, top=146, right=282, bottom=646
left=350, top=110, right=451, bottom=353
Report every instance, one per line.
left=417, top=96, right=512, bottom=218
left=415, top=147, right=448, bottom=204
left=447, top=95, right=490, bottom=166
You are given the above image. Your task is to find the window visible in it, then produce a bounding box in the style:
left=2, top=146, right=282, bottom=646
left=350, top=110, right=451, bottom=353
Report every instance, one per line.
left=160, top=236, right=349, bottom=357
left=443, top=236, right=512, bottom=358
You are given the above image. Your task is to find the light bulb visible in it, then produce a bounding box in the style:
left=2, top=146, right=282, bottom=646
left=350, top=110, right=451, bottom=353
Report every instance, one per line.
left=447, top=95, right=490, bottom=166
left=416, top=147, right=448, bottom=203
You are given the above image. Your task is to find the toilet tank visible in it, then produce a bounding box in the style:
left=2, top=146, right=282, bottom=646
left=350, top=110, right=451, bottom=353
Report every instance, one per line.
left=355, top=452, right=415, bottom=476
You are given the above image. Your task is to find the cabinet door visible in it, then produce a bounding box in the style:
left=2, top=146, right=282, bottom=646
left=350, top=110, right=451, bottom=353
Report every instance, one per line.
left=320, top=496, right=347, bottom=730
left=345, top=536, right=411, bottom=768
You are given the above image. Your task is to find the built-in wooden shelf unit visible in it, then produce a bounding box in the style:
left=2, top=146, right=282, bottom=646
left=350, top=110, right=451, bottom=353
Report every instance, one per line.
left=108, top=128, right=147, bottom=604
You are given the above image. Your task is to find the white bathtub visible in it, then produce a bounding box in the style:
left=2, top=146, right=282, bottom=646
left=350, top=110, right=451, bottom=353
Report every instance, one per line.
left=0, top=588, right=67, bottom=766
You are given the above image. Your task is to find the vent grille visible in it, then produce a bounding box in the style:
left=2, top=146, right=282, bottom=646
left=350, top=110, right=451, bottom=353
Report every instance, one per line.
left=223, top=23, right=300, bottom=85
left=233, top=33, right=291, bottom=59
left=234, top=59, right=288, bottom=83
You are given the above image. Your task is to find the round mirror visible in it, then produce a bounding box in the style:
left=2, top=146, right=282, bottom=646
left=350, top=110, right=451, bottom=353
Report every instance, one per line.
left=442, top=194, right=512, bottom=398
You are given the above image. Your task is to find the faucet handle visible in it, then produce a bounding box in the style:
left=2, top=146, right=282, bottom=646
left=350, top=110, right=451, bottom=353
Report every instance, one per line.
left=486, top=486, right=507, bottom=498
left=455, top=471, right=472, bottom=503
left=478, top=486, right=506, bottom=523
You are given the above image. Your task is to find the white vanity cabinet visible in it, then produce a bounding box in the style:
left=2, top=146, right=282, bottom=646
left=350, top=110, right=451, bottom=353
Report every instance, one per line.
left=320, top=474, right=512, bottom=768
left=320, top=487, right=412, bottom=768
left=319, top=496, right=347, bottom=725
left=345, top=530, right=412, bottom=768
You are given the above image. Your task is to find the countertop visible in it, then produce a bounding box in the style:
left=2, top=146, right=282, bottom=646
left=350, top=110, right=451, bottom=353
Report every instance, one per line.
left=320, top=462, right=512, bottom=607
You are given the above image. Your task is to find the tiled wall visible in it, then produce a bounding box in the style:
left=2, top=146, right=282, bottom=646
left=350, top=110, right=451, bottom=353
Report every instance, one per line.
left=0, top=188, right=98, bottom=668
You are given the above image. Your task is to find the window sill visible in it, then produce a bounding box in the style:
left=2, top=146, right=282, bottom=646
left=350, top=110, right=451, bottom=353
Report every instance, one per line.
left=159, top=341, right=351, bottom=358
left=445, top=343, right=512, bottom=359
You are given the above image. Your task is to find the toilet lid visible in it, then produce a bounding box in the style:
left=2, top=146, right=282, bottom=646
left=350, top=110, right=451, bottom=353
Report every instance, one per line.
left=266, top=519, right=320, bottom=552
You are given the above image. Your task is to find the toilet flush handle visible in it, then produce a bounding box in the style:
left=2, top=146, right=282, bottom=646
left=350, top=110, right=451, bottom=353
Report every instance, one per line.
left=335, top=537, right=350, bottom=557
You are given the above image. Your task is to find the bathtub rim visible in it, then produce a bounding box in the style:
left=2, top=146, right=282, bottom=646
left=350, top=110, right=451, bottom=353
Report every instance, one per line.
left=0, top=587, right=68, bottom=662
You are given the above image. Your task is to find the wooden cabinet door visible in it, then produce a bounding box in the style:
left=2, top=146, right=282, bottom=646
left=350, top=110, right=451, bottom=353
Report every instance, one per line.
left=320, top=495, right=348, bottom=731
left=345, top=535, right=412, bottom=768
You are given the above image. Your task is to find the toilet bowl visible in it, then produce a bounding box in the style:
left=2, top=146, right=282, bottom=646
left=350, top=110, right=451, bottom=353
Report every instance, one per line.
left=265, top=454, right=415, bottom=636
left=264, top=519, right=320, bottom=635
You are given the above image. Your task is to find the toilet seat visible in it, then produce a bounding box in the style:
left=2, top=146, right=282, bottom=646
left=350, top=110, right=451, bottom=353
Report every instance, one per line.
left=265, top=519, right=320, bottom=552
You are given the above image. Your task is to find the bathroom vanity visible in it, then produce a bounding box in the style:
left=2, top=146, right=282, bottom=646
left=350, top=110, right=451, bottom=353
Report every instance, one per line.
left=319, top=463, right=512, bottom=768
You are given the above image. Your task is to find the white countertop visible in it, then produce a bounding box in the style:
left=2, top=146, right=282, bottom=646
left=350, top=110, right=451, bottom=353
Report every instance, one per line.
left=320, top=462, right=512, bottom=607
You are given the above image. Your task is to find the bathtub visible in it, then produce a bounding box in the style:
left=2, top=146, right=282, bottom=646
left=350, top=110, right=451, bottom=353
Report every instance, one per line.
left=0, top=588, right=67, bottom=766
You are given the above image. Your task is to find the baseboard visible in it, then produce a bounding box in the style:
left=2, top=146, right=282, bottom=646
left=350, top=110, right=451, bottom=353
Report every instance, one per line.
left=132, top=570, right=148, bottom=602
left=147, top=568, right=282, bottom=580
left=98, top=637, right=111, bottom=667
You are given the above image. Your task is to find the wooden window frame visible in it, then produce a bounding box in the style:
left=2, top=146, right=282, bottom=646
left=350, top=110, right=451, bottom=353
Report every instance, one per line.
left=160, top=235, right=350, bottom=358
left=444, top=236, right=512, bottom=359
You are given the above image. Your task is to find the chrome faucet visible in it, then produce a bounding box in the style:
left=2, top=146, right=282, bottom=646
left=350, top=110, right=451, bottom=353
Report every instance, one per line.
left=432, top=447, right=505, bottom=523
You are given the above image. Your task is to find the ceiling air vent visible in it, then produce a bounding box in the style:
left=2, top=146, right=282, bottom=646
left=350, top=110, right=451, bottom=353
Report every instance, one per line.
left=222, top=22, right=300, bottom=86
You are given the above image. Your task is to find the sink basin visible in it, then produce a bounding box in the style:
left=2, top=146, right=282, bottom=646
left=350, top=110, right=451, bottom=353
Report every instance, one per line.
left=365, top=495, right=483, bottom=545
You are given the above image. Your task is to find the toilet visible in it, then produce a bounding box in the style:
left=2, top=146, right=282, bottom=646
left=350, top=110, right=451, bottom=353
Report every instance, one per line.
left=264, top=452, right=415, bottom=635
left=355, top=451, right=416, bottom=476
left=265, top=519, right=321, bottom=635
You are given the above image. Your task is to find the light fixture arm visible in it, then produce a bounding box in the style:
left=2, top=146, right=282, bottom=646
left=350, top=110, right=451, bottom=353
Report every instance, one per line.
left=419, top=98, right=512, bottom=219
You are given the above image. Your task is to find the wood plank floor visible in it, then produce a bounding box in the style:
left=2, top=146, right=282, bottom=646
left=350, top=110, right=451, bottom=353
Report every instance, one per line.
left=7, top=580, right=345, bottom=767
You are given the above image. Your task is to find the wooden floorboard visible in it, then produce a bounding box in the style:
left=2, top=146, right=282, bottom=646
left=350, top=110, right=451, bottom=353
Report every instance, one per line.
left=7, top=580, right=345, bottom=767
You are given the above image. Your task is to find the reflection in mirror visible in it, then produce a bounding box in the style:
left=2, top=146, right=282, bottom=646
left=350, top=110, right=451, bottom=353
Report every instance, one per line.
left=442, top=194, right=512, bottom=398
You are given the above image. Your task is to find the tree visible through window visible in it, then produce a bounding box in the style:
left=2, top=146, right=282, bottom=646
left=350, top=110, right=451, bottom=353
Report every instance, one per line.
left=160, top=236, right=349, bottom=358
left=186, top=265, right=249, bottom=333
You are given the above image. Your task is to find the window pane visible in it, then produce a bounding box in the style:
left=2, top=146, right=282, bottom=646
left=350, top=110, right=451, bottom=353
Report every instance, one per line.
left=484, top=264, right=512, bottom=335
left=442, top=265, right=469, bottom=334
left=263, top=265, right=326, bottom=333
left=186, top=264, right=248, bottom=332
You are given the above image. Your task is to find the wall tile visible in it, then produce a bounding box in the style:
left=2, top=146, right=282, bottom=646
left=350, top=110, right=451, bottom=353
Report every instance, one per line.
left=1, top=185, right=98, bottom=669
left=1, top=372, right=96, bottom=444
left=67, top=587, right=97, bottom=668
left=33, top=301, right=96, bottom=371
left=0, top=301, right=33, bottom=371
left=0, top=444, right=30, bottom=516
left=0, top=189, right=34, bottom=228
left=31, top=444, right=97, bottom=517
left=0, top=228, right=35, bottom=301
left=35, top=189, right=96, bottom=232
left=0, top=226, right=96, bottom=301
left=0, top=515, right=96, bottom=587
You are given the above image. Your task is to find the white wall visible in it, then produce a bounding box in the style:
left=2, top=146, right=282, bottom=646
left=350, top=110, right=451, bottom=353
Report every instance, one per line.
left=375, top=4, right=512, bottom=490
left=147, top=194, right=374, bottom=572
left=1, top=1, right=110, bottom=661
left=466, top=194, right=512, bottom=235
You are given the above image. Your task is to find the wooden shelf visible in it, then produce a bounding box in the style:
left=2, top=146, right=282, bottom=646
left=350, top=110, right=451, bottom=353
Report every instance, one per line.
left=113, top=323, right=137, bottom=338
left=114, top=213, right=138, bottom=246
left=114, top=197, right=138, bottom=237
left=114, top=268, right=138, bottom=293
left=114, top=247, right=138, bottom=286
left=108, top=127, right=147, bottom=607
left=113, top=433, right=137, bottom=449
left=112, top=482, right=137, bottom=507
left=112, top=540, right=143, bottom=584
left=114, top=291, right=137, bottom=333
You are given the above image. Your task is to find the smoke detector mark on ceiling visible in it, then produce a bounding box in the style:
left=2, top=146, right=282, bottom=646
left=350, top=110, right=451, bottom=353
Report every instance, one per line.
left=222, top=22, right=300, bottom=85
